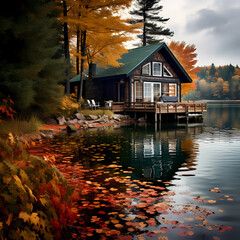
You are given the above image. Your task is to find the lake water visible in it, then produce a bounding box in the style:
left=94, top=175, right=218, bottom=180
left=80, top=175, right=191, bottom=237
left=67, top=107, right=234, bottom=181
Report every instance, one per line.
left=51, top=102, right=240, bottom=239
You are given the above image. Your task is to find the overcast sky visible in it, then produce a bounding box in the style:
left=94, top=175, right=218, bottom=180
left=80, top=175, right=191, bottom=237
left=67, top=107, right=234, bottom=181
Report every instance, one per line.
left=160, top=0, right=240, bottom=66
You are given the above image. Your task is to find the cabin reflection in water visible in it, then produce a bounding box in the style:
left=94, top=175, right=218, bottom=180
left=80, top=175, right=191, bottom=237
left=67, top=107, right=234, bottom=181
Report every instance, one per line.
left=129, top=125, right=203, bottom=181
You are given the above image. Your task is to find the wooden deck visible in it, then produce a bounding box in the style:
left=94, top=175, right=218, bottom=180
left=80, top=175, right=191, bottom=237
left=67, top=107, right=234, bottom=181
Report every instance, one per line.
left=104, top=101, right=207, bottom=114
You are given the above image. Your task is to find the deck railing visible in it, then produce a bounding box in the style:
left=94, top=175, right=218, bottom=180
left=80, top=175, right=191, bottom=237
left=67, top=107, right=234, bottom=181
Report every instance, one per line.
left=107, top=101, right=207, bottom=114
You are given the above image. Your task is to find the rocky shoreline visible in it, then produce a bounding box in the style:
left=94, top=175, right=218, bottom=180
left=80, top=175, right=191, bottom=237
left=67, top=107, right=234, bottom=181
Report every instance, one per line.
left=14, top=113, right=134, bottom=143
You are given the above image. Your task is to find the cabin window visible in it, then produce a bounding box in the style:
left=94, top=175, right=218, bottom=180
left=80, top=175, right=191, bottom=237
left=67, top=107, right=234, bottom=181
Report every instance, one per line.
left=142, top=63, right=151, bottom=75
left=144, top=82, right=152, bottom=102
left=163, top=65, right=173, bottom=77
left=169, top=83, right=177, bottom=96
left=135, top=81, right=143, bottom=102
left=144, top=82, right=161, bottom=102
left=152, top=62, right=162, bottom=76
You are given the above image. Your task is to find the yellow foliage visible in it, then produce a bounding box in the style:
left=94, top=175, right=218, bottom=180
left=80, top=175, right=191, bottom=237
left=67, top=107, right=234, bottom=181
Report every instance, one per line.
left=59, top=94, right=80, bottom=117
left=61, top=0, right=140, bottom=71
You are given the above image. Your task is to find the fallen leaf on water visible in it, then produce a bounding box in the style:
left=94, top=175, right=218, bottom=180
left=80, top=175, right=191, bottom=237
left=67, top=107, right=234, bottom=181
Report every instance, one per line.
left=178, top=231, right=194, bottom=236
left=208, top=200, right=217, bottom=204
left=115, top=224, right=124, bottom=229
left=158, top=237, right=168, bottom=240
left=218, top=209, right=224, bottom=212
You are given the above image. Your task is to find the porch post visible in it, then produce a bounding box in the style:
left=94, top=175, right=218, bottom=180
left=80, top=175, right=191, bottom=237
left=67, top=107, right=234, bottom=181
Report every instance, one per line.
left=129, top=77, right=132, bottom=107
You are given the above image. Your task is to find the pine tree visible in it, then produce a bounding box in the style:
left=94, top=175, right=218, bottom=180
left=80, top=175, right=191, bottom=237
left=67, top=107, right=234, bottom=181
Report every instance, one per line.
left=130, top=0, right=173, bottom=46
left=0, top=0, right=65, bottom=117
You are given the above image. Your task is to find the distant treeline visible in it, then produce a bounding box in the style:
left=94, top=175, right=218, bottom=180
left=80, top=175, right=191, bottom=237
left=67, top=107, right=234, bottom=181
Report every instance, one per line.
left=184, top=64, right=240, bottom=101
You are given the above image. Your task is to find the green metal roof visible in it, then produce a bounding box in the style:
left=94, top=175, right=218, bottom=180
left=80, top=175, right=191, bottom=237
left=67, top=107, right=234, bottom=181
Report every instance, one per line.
left=70, top=43, right=164, bottom=82
left=96, top=43, right=164, bottom=79
left=70, top=42, right=192, bottom=83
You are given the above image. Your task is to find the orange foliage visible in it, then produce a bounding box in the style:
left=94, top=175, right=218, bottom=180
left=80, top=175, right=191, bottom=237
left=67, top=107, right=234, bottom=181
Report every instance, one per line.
left=0, top=96, right=15, bottom=123
left=168, top=41, right=200, bottom=95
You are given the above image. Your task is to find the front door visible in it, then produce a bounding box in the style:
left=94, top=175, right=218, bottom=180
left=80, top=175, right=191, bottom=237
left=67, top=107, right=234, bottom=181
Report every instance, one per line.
left=144, top=82, right=161, bottom=102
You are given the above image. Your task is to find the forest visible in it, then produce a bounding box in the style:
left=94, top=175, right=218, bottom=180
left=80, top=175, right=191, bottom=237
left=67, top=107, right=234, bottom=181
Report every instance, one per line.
left=184, top=64, right=240, bottom=101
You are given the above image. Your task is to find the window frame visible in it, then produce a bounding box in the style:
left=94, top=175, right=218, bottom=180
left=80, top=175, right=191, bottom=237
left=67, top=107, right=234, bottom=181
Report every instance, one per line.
left=142, top=63, right=151, bottom=75
left=169, top=83, right=177, bottom=97
left=152, top=62, right=162, bottom=76
left=163, top=65, right=173, bottom=77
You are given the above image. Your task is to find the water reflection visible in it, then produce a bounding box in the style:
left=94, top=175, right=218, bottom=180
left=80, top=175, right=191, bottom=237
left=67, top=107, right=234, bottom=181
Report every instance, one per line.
left=127, top=125, right=202, bottom=181
left=204, top=102, right=240, bottom=129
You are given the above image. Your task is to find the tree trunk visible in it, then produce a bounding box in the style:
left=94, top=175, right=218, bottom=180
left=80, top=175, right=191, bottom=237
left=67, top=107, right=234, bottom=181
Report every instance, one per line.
left=77, top=30, right=86, bottom=103
left=63, top=0, right=71, bottom=95
left=76, top=28, right=80, bottom=75
left=143, top=10, right=146, bottom=46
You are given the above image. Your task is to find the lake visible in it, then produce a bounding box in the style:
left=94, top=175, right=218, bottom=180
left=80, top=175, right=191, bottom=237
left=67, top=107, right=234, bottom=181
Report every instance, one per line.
left=49, top=101, right=240, bottom=239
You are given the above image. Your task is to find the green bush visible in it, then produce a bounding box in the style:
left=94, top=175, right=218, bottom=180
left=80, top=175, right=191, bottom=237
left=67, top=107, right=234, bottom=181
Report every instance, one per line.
left=0, top=139, right=77, bottom=240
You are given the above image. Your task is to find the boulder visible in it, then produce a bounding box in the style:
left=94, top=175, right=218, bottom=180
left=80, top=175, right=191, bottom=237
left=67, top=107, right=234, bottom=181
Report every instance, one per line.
left=66, top=124, right=77, bottom=133
left=75, top=113, right=85, bottom=120
left=40, top=129, right=54, bottom=135
left=86, top=115, right=98, bottom=120
left=40, top=133, right=54, bottom=140
left=77, top=120, right=85, bottom=125
left=67, top=119, right=78, bottom=124
left=112, top=115, right=121, bottom=121
left=57, top=116, right=66, bottom=126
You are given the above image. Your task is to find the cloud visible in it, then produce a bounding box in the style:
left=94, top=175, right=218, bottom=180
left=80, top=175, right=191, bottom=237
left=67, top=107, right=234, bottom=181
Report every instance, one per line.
left=187, top=9, right=227, bottom=32
left=184, top=3, right=240, bottom=65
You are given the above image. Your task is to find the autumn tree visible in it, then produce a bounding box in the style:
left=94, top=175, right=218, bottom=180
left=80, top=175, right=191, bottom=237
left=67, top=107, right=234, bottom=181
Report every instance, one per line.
left=0, top=0, right=65, bottom=117
left=168, top=41, right=200, bottom=95
left=130, top=0, right=173, bottom=46
left=65, top=0, right=138, bottom=102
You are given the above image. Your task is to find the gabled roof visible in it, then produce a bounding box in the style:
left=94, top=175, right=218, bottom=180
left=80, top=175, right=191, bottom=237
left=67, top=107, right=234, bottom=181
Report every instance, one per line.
left=70, top=42, right=192, bottom=83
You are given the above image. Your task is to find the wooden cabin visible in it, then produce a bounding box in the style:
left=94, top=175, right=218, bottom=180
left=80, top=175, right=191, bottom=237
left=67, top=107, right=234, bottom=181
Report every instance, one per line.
left=70, top=43, right=206, bottom=122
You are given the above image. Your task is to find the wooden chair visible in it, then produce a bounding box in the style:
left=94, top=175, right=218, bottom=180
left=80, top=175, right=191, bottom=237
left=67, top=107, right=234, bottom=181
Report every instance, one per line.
left=86, top=99, right=93, bottom=109
left=91, top=99, right=100, bottom=109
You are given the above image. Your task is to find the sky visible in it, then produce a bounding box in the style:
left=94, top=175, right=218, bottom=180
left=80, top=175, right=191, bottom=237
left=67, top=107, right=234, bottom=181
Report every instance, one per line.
left=160, top=0, right=240, bottom=66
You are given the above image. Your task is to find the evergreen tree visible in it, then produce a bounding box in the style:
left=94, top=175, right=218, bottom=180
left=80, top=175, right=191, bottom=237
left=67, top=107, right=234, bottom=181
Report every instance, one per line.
left=130, top=0, right=173, bottom=46
left=209, top=63, right=216, bottom=77
left=0, top=0, right=65, bottom=117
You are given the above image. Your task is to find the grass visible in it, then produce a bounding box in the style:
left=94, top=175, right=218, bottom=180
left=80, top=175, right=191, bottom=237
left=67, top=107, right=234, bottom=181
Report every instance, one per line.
left=0, top=116, right=43, bottom=135
left=80, top=109, right=114, bottom=119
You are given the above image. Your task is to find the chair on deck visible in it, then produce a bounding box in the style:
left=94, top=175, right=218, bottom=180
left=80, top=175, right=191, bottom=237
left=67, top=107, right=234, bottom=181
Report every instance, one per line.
left=86, top=99, right=93, bottom=109
left=91, top=99, right=100, bottom=109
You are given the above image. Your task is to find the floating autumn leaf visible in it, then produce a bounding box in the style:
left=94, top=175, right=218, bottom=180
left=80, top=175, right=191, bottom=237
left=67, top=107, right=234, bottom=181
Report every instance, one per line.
left=184, top=217, right=194, bottom=222
left=115, top=224, right=124, bottom=229
left=178, top=231, right=194, bottom=236
left=98, top=211, right=106, bottom=215
left=146, top=231, right=158, bottom=238
left=209, top=188, right=221, bottom=193
left=158, top=237, right=169, bottom=240
left=218, top=209, right=224, bottom=213
left=208, top=200, right=217, bottom=204
left=216, top=225, right=233, bottom=232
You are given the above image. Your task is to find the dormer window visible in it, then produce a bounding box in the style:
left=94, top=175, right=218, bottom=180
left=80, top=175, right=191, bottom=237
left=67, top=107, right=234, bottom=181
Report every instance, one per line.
left=152, top=62, right=162, bottom=76
left=142, top=63, right=151, bottom=75
left=163, top=65, right=173, bottom=77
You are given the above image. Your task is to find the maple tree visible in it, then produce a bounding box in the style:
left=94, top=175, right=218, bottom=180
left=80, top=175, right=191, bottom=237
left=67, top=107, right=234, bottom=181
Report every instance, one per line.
left=168, top=41, right=200, bottom=96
